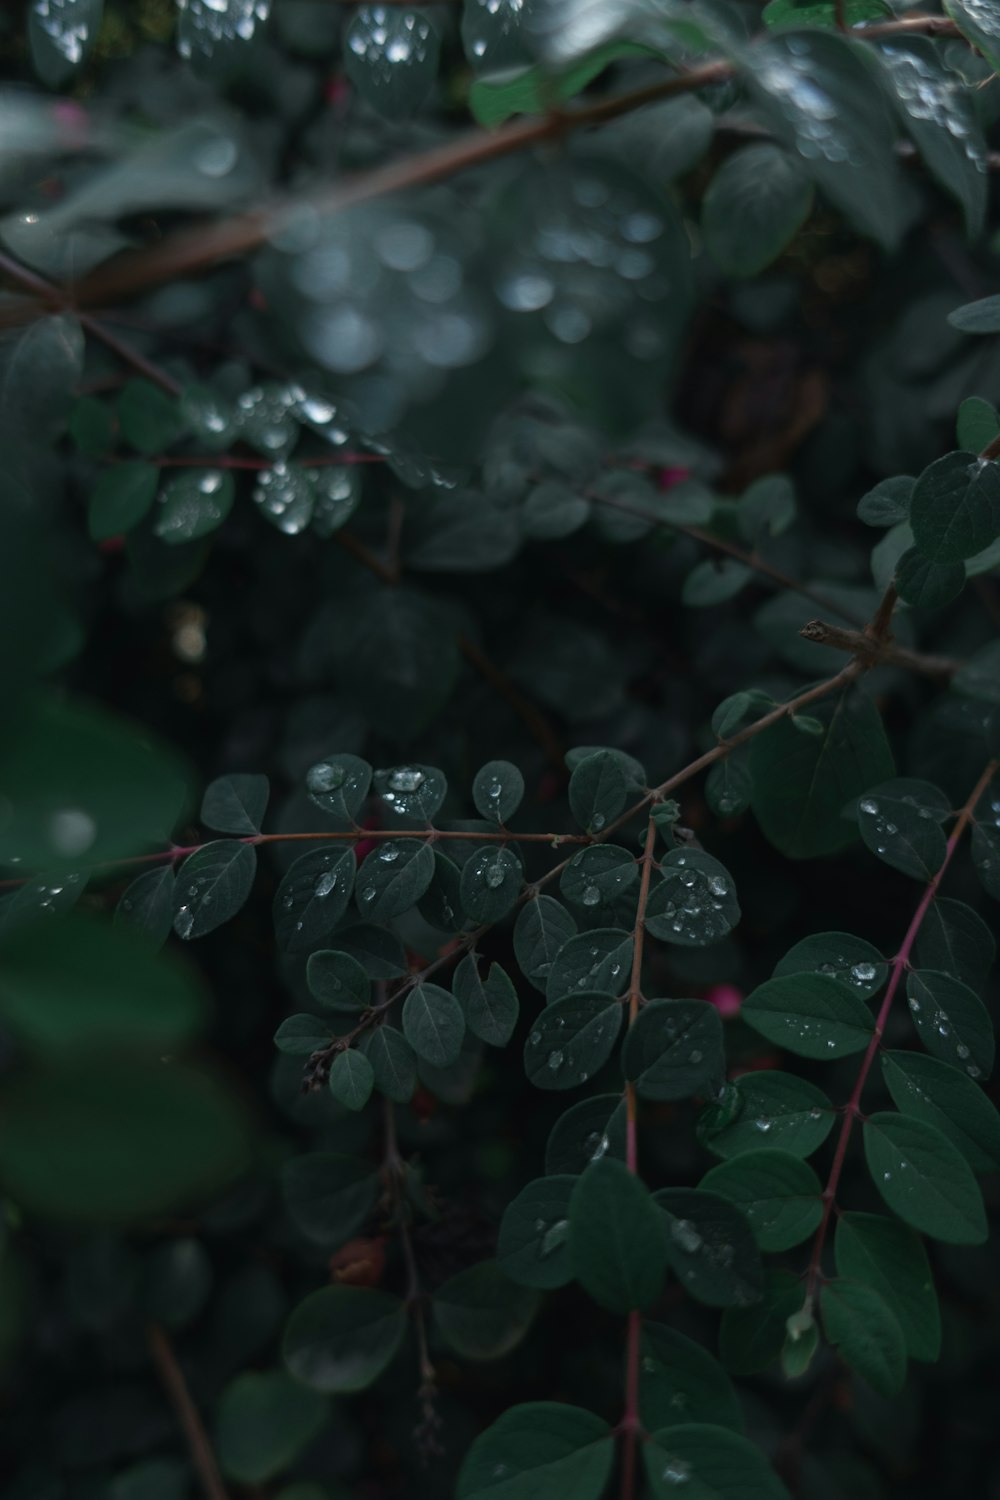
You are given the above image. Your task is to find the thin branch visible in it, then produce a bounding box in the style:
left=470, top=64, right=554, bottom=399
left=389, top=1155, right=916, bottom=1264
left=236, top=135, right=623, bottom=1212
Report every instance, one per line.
left=147, top=1323, right=230, bottom=1500
left=799, top=618, right=960, bottom=679
left=619, top=811, right=659, bottom=1500
left=382, top=1096, right=441, bottom=1455
left=803, top=756, right=999, bottom=1302
left=0, top=15, right=964, bottom=328
left=0, top=250, right=183, bottom=395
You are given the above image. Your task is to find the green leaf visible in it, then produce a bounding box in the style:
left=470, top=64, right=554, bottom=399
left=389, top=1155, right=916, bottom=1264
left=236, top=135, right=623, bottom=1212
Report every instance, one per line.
left=343, top=6, right=441, bottom=120
left=174, top=840, right=257, bottom=940
left=772, top=931, right=887, bottom=999
left=201, top=774, right=269, bottom=835
left=568, top=750, right=629, bottom=834
left=645, top=850, right=740, bottom=948
left=705, top=756, right=753, bottom=819
left=547, top=928, right=633, bottom=1003
left=115, top=864, right=176, bottom=948
left=282, top=1286, right=407, bottom=1393
left=453, top=954, right=519, bottom=1046
left=304, top=754, right=372, bottom=823
left=742, top=973, right=876, bottom=1059
left=0, top=913, right=204, bottom=1054
left=913, top=897, right=995, bottom=988
left=216, top=1370, right=326, bottom=1485
left=622, top=998, right=724, bottom=1102
left=743, top=31, right=906, bottom=251
left=944, top=0, right=1000, bottom=72
left=876, top=37, right=987, bottom=239
left=906, top=968, right=994, bottom=1079
left=372, top=763, right=447, bottom=822
left=117, top=379, right=186, bottom=454
left=468, top=40, right=648, bottom=127
left=334, top=923, right=408, bottom=979
left=460, top=844, right=524, bottom=922
left=524, top=992, right=622, bottom=1091
left=523, top=482, right=591, bottom=539
left=142, top=1237, right=211, bottom=1327
left=0, top=695, right=190, bottom=873
left=702, top=143, right=813, bottom=278
left=359, top=1026, right=416, bottom=1103
left=972, top=822, right=1000, bottom=898
left=895, top=548, right=966, bottom=609
left=402, top=983, right=466, bottom=1068
left=273, top=847, right=355, bottom=954
left=545, top=1094, right=628, bottom=1174
left=640, top=1323, right=743, bottom=1433
left=560, top=844, right=639, bottom=910
left=655, top=1188, right=763, bottom=1308
left=29, top=0, right=103, bottom=87
left=88, top=463, right=158, bottom=542
left=433, top=1260, right=540, bottom=1360
left=498, top=1175, right=576, bottom=1290
left=835, top=1212, right=940, bottom=1362
left=738, top=475, right=796, bottom=545
left=327, top=1049, right=374, bottom=1112
left=273, top=1014, right=335, bottom=1056
left=855, top=779, right=950, bottom=879
left=701, top=1151, right=823, bottom=1251
left=682, top=559, right=752, bottom=609
left=697, top=1072, right=835, bottom=1161
left=0, top=1059, right=250, bottom=1222
left=456, top=1402, right=614, bottom=1500
left=154, top=470, right=235, bottom=544
left=418, top=847, right=464, bottom=933
left=863, top=1111, right=987, bottom=1243
left=645, top=1422, right=792, bottom=1499
left=355, top=839, right=435, bottom=921
left=569, top=1158, right=668, bottom=1313
left=820, top=1279, right=906, bottom=1397
left=957, top=396, right=1000, bottom=453
left=473, top=759, right=525, bottom=824
left=947, top=294, right=1000, bottom=333
left=954, top=641, right=1000, bottom=701
left=763, top=0, right=890, bottom=26
left=281, top=1154, right=378, bottom=1247
left=857, top=475, right=914, bottom=527
left=720, top=1270, right=804, bottom=1376
left=910, top=452, right=1000, bottom=563
left=515, top=895, right=578, bottom=992
left=306, top=949, right=371, bottom=1013
left=881, top=1050, right=1000, bottom=1173
left=749, top=686, right=894, bottom=859
left=333, top=586, right=461, bottom=740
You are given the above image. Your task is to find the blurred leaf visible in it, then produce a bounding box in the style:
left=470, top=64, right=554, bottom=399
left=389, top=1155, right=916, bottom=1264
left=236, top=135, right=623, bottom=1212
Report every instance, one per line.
left=433, top=1260, right=540, bottom=1359
left=216, top=1370, right=326, bottom=1484
left=702, top=143, right=813, bottom=278
left=282, top=1286, right=407, bottom=1392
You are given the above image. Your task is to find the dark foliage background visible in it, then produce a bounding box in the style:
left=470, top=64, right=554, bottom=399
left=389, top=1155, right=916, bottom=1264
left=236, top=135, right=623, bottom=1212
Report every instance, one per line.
left=2, top=3, right=1000, bottom=1500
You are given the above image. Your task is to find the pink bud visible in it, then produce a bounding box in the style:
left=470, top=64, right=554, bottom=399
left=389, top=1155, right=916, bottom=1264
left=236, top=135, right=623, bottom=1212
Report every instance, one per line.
left=705, top=984, right=743, bottom=1019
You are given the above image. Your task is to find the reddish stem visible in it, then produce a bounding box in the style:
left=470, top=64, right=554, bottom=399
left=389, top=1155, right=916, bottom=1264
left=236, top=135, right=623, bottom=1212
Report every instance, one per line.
left=805, top=757, right=998, bottom=1298
left=620, top=1309, right=643, bottom=1500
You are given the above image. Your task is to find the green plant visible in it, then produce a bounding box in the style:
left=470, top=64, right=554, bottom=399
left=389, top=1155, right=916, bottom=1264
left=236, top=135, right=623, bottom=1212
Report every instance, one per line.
left=3, top=1, right=1000, bottom=1498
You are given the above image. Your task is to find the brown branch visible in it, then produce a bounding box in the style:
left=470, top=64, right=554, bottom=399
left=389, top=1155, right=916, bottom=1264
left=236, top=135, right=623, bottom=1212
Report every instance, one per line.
left=802, top=757, right=999, bottom=1305
left=0, top=250, right=183, bottom=395
left=147, top=1323, right=230, bottom=1500
left=0, top=15, right=964, bottom=329
left=382, top=1096, right=441, bottom=1456
left=799, top=618, right=960, bottom=679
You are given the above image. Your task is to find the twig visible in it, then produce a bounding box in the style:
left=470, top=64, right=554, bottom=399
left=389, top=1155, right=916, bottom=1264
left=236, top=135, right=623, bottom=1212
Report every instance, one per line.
left=147, top=1323, right=230, bottom=1500
left=382, top=1096, right=441, bottom=1455
left=0, top=16, right=966, bottom=328
left=619, top=811, right=659, bottom=1500
left=0, top=250, right=183, bottom=395
left=799, top=618, right=960, bottom=679
left=803, top=756, right=999, bottom=1302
